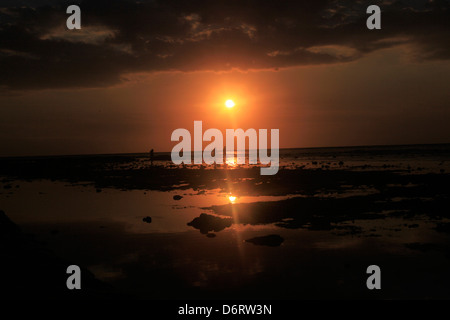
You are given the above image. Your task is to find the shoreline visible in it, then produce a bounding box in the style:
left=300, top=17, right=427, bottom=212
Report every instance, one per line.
left=1, top=145, right=449, bottom=299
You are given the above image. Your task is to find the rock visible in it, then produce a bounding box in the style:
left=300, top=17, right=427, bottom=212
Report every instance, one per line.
left=0, top=210, right=111, bottom=298
left=187, top=213, right=232, bottom=234
left=173, top=195, right=183, bottom=200
left=142, top=216, right=152, bottom=223
left=245, top=234, right=284, bottom=247
left=0, top=210, right=21, bottom=237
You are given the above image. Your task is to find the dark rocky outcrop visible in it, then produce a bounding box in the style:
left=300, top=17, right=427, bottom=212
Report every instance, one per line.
left=245, top=234, right=284, bottom=247
left=187, top=213, right=232, bottom=234
left=0, top=210, right=115, bottom=299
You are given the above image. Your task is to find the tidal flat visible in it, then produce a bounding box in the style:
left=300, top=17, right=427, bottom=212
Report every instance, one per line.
left=1, top=144, right=449, bottom=299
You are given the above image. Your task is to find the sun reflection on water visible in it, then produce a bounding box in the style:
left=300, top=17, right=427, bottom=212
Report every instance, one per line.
left=225, top=156, right=237, bottom=167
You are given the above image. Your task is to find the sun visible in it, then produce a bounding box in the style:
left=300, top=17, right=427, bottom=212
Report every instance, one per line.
left=225, top=99, right=235, bottom=108
left=228, top=195, right=237, bottom=203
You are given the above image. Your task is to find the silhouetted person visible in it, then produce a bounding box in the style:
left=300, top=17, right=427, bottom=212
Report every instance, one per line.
left=149, top=149, right=154, bottom=166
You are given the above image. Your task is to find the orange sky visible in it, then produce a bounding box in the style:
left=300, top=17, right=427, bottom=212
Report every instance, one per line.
left=1, top=1, right=450, bottom=156
left=0, top=45, right=450, bottom=156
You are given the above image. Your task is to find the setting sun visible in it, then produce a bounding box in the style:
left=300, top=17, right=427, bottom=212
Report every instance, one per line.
left=225, top=99, right=235, bottom=108
left=228, top=195, right=237, bottom=203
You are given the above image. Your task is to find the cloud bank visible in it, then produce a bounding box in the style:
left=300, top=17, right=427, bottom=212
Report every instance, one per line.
left=0, top=0, right=449, bottom=89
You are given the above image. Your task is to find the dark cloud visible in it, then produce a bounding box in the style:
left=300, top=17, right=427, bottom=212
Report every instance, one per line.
left=0, top=0, right=449, bottom=89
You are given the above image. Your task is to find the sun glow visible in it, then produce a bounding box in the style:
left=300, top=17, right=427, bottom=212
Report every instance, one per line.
left=225, top=156, right=237, bottom=167
left=225, top=99, right=235, bottom=108
left=228, top=195, right=237, bottom=203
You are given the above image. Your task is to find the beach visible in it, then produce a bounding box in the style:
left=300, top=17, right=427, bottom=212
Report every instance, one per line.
left=1, top=144, right=449, bottom=299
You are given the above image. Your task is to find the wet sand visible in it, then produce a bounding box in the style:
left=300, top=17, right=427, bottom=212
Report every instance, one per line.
left=0, top=146, right=449, bottom=299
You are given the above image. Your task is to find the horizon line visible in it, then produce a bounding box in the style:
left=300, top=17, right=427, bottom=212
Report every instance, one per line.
left=1, top=142, right=449, bottom=159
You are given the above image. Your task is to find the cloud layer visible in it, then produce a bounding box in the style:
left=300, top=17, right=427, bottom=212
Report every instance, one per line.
left=0, top=0, right=449, bottom=89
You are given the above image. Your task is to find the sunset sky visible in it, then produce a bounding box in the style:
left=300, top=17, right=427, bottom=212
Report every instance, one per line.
left=0, top=0, right=449, bottom=156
